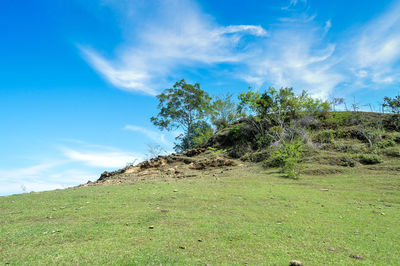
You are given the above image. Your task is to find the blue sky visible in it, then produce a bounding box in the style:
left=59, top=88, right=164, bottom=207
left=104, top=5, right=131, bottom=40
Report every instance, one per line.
left=1, top=0, right=400, bottom=195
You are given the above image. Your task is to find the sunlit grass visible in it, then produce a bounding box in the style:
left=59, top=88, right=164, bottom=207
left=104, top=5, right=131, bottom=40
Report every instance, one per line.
left=1, top=163, right=399, bottom=265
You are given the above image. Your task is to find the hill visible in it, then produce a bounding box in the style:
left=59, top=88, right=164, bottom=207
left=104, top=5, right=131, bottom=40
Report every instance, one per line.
left=1, top=111, right=400, bottom=265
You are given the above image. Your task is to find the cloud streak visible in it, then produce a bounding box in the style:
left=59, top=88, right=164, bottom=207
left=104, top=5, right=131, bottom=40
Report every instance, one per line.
left=79, top=0, right=267, bottom=95
left=80, top=0, right=400, bottom=100
left=124, top=125, right=169, bottom=145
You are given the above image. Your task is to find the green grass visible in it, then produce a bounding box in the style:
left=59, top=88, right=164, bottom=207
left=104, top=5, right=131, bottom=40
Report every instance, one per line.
left=1, top=164, right=400, bottom=265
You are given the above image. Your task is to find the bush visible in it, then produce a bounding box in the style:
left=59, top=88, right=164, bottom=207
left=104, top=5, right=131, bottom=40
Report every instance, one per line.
left=229, top=124, right=244, bottom=140
left=324, top=111, right=352, bottom=127
left=242, top=150, right=271, bottom=162
left=358, top=154, right=383, bottom=165
left=339, top=156, right=357, bottom=167
left=383, top=131, right=400, bottom=144
left=314, top=129, right=336, bottom=143
left=384, top=147, right=400, bottom=157
left=376, top=139, right=396, bottom=149
left=207, top=147, right=227, bottom=155
left=333, top=142, right=367, bottom=154
left=265, top=140, right=303, bottom=179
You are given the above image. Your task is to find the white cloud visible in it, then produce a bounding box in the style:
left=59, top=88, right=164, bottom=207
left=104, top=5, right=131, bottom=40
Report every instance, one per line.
left=62, top=148, right=143, bottom=168
left=78, top=0, right=400, bottom=100
left=79, top=0, right=267, bottom=95
left=0, top=162, right=61, bottom=181
left=241, top=17, right=342, bottom=99
left=0, top=140, right=147, bottom=196
left=282, top=0, right=308, bottom=10
left=349, top=1, right=400, bottom=88
left=80, top=47, right=157, bottom=95
left=0, top=162, right=97, bottom=196
left=124, top=125, right=169, bottom=145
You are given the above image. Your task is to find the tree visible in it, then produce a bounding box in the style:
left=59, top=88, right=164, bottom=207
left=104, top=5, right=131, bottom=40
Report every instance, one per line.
left=383, top=94, right=400, bottom=131
left=383, top=95, right=400, bottom=114
left=210, top=93, right=243, bottom=130
left=151, top=80, right=213, bottom=152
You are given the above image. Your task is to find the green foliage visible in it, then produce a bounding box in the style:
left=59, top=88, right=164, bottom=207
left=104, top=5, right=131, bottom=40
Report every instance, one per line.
left=241, top=150, right=271, bottom=162
left=358, top=154, right=383, bottom=165
left=383, top=95, right=400, bottom=130
left=325, top=111, right=352, bottom=127
left=265, top=139, right=304, bottom=179
left=192, top=123, right=214, bottom=148
left=384, top=147, right=400, bottom=157
left=175, top=121, right=213, bottom=152
left=207, top=147, right=227, bottom=155
left=385, top=131, right=400, bottom=143
left=151, top=79, right=213, bottom=151
left=383, top=95, right=400, bottom=114
left=339, top=155, right=357, bottom=167
left=361, top=127, right=384, bottom=147
left=211, top=93, right=243, bottom=130
left=237, top=88, right=261, bottom=116
left=376, top=138, right=396, bottom=149
left=255, top=134, right=272, bottom=149
left=238, top=87, right=330, bottom=120
left=314, top=129, right=336, bottom=144
left=229, top=124, right=244, bottom=139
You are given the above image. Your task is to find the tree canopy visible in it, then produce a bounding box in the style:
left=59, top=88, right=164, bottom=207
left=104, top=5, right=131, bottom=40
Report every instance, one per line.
left=151, top=79, right=213, bottom=151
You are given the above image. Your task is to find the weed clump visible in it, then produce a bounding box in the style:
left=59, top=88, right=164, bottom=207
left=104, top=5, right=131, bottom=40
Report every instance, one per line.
left=358, top=154, right=383, bottom=165
left=384, top=147, right=400, bottom=157
left=314, top=129, right=336, bottom=143
left=264, top=140, right=303, bottom=179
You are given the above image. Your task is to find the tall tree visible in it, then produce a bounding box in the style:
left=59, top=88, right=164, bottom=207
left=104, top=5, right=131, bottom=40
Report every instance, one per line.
left=211, top=93, right=243, bottom=130
left=151, top=79, right=213, bottom=151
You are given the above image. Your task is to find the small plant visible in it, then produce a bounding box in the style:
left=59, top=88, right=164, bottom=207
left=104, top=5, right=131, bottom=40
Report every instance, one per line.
left=266, top=139, right=304, bottom=179
left=207, top=147, right=227, bottom=155
left=384, top=147, right=400, bottom=157
left=314, top=129, right=336, bottom=143
left=358, top=154, right=383, bottom=165
left=229, top=124, right=244, bottom=139
left=339, top=155, right=357, bottom=167
left=376, top=139, right=396, bottom=148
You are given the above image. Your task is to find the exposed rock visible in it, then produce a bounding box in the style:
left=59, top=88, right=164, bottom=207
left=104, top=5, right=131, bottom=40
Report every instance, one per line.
left=289, top=260, right=303, bottom=266
left=349, top=254, right=365, bottom=260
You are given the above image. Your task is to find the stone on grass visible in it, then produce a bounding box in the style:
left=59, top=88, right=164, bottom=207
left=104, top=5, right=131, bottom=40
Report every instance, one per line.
left=349, top=254, right=365, bottom=260
left=289, top=260, right=303, bottom=266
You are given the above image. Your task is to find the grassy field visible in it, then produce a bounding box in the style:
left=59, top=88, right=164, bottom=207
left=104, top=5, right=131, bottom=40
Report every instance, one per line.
left=1, top=162, right=400, bottom=265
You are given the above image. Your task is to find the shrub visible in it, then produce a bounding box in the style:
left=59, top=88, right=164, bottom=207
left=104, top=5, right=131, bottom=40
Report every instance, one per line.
left=333, top=142, right=367, bottom=154
left=384, top=131, right=400, bottom=143
left=324, top=111, right=352, bottom=127
left=229, top=124, right=244, bottom=139
left=207, top=147, right=227, bottom=155
left=358, top=154, right=383, bottom=165
left=384, top=147, right=400, bottom=157
left=314, top=129, right=336, bottom=143
left=265, top=139, right=303, bottom=179
left=242, top=150, right=271, bottom=162
left=376, top=139, right=396, bottom=149
left=339, top=155, right=357, bottom=167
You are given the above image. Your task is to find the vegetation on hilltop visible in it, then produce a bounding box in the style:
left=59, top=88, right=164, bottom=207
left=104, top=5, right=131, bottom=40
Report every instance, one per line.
left=151, top=81, right=400, bottom=179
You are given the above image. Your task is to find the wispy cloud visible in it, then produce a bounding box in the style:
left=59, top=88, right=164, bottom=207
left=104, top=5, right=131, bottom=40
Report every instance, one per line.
left=0, top=162, right=97, bottom=196
left=0, top=140, right=146, bottom=195
left=241, top=13, right=342, bottom=99
left=124, top=125, right=169, bottom=145
left=349, top=1, right=400, bottom=88
left=79, top=0, right=267, bottom=95
left=79, top=0, right=400, bottom=100
left=61, top=147, right=143, bottom=168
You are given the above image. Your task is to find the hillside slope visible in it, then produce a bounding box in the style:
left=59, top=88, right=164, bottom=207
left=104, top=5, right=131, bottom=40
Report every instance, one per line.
left=1, top=111, right=400, bottom=265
